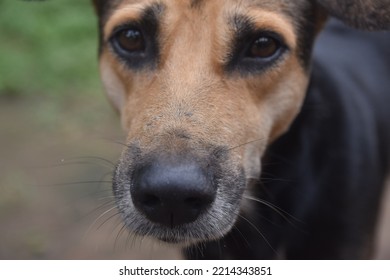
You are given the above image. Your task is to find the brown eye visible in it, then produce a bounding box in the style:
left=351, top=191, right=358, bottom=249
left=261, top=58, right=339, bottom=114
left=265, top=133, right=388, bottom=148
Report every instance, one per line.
left=248, top=36, right=280, bottom=58
left=117, top=28, right=145, bottom=53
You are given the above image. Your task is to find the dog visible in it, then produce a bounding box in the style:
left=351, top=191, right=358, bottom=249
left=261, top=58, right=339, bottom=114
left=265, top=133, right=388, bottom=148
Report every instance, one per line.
left=92, top=0, right=390, bottom=259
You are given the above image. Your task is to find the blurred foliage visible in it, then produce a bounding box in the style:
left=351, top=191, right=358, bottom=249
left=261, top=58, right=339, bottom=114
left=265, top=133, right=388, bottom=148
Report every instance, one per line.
left=0, top=0, right=101, bottom=97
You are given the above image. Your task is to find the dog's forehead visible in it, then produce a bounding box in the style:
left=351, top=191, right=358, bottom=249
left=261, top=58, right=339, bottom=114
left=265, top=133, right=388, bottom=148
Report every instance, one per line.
left=188, top=0, right=308, bottom=11
left=98, top=0, right=309, bottom=23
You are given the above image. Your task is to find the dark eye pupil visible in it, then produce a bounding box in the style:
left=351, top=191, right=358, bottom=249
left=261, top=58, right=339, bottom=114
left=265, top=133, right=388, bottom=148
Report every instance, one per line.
left=117, top=28, right=145, bottom=52
left=249, top=36, right=278, bottom=58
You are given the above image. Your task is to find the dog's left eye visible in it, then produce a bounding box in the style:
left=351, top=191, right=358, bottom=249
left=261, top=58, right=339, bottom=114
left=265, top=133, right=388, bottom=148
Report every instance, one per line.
left=247, top=36, right=280, bottom=59
left=226, top=31, right=287, bottom=74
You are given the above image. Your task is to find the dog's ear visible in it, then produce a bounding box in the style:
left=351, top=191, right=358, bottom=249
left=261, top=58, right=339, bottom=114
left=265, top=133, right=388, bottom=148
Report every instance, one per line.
left=92, top=0, right=104, bottom=16
left=318, top=0, right=390, bottom=30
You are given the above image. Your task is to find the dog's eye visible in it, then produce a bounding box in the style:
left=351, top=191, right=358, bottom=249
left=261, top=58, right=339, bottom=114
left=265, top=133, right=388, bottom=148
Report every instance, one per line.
left=247, top=35, right=280, bottom=59
left=110, top=20, right=159, bottom=69
left=116, top=28, right=145, bottom=53
left=225, top=31, right=287, bottom=74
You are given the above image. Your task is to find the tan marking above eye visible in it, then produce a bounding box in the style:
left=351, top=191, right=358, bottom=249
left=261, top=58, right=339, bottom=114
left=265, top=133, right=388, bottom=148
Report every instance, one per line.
left=104, top=5, right=144, bottom=41
left=241, top=9, right=297, bottom=50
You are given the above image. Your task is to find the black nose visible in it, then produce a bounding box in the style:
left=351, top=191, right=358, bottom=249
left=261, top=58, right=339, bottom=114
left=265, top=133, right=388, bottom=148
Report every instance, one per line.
left=131, top=159, right=216, bottom=227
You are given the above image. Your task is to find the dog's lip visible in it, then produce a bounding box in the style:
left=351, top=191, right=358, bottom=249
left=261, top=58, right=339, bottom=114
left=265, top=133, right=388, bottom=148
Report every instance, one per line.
left=158, top=236, right=183, bottom=244
left=147, top=223, right=204, bottom=244
left=137, top=221, right=215, bottom=245
left=156, top=235, right=206, bottom=246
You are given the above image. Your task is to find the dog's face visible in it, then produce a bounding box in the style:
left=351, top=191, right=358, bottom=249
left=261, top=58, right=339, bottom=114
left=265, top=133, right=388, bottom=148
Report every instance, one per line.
left=93, top=0, right=389, bottom=245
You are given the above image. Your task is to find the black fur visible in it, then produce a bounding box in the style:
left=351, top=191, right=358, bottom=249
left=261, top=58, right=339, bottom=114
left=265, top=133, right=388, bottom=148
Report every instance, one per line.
left=318, top=0, right=390, bottom=30
left=185, top=20, right=390, bottom=259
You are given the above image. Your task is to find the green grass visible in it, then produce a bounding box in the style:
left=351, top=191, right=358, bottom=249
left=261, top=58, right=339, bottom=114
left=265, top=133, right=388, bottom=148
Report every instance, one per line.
left=0, top=0, right=101, bottom=97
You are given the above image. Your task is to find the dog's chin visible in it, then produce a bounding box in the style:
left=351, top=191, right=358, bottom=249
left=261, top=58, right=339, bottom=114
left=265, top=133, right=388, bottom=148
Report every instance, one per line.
left=137, top=223, right=234, bottom=246
left=158, top=236, right=184, bottom=244
left=155, top=226, right=232, bottom=246
left=121, top=209, right=238, bottom=247
left=156, top=236, right=202, bottom=247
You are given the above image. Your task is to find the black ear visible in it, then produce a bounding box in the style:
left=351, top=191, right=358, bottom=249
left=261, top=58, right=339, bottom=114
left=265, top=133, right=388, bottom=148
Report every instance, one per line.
left=318, top=0, right=390, bottom=30
left=92, top=0, right=107, bottom=16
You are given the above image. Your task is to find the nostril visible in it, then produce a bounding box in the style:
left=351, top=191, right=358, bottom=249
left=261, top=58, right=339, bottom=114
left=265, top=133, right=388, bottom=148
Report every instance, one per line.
left=185, top=197, right=205, bottom=211
left=141, top=194, right=160, bottom=208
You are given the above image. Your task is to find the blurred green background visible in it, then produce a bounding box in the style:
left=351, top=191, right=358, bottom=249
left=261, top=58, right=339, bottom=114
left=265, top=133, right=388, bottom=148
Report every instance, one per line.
left=0, top=0, right=179, bottom=259
left=0, top=0, right=388, bottom=260
left=0, top=0, right=100, bottom=97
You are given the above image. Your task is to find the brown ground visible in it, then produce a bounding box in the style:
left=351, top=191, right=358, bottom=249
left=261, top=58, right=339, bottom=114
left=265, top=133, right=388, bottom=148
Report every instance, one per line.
left=0, top=94, right=388, bottom=259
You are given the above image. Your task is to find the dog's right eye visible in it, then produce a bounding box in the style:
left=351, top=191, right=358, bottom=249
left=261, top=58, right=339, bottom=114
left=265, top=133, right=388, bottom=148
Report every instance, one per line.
left=114, top=28, right=146, bottom=53
left=109, top=11, right=159, bottom=69
left=110, top=24, right=159, bottom=69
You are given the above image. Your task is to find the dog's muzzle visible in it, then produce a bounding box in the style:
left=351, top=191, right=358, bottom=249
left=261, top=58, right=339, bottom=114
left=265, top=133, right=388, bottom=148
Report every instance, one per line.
left=131, top=157, right=216, bottom=227
left=113, top=142, right=246, bottom=244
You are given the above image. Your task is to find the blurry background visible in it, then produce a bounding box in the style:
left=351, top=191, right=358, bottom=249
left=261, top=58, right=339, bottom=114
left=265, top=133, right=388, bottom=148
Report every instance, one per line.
left=0, top=0, right=388, bottom=259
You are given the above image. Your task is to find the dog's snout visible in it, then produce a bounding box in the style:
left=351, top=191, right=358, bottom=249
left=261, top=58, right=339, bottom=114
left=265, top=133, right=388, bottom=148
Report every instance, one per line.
left=131, top=159, right=216, bottom=227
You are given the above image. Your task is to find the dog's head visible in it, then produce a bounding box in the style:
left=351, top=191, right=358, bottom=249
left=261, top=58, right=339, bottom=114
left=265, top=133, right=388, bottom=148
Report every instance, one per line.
left=92, top=0, right=389, bottom=245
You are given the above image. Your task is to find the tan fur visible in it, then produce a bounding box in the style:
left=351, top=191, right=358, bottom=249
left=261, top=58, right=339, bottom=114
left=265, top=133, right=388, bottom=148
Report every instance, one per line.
left=100, top=54, right=127, bottom=114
